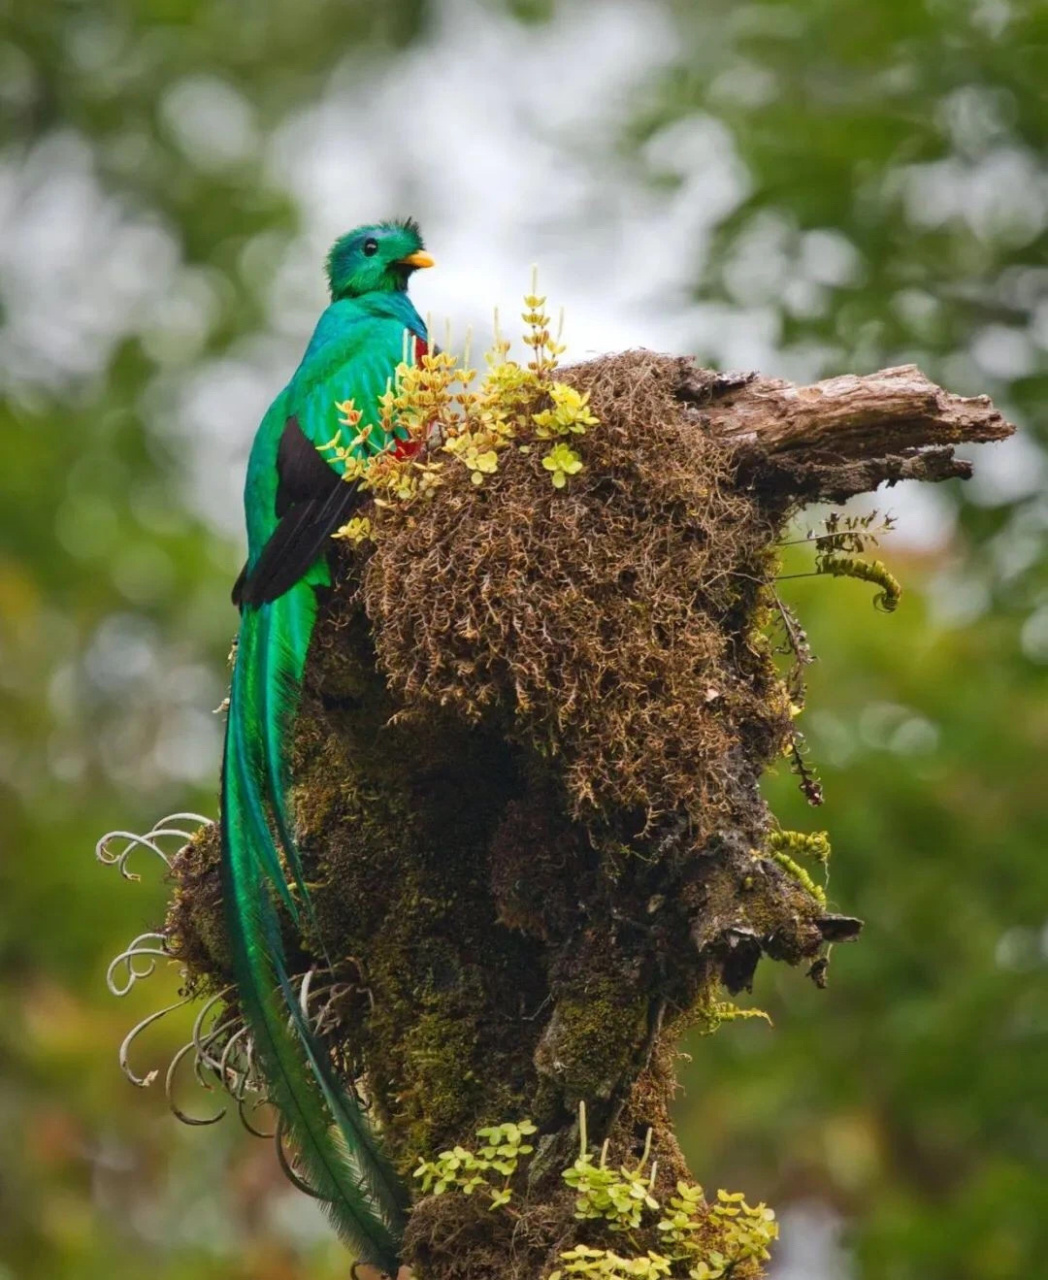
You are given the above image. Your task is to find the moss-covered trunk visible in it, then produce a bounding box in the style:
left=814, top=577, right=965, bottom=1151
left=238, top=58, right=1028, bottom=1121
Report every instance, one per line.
left=165, top=352, right=1009, bottom=1280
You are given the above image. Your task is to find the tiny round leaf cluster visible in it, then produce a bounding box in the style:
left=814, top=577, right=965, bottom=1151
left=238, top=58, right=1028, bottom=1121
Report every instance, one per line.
left=413, top=1119, right=536, bottom=1212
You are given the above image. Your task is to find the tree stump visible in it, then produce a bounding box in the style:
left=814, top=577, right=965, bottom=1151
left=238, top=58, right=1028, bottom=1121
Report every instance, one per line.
left=167, top=352, right=1012, bottom=1280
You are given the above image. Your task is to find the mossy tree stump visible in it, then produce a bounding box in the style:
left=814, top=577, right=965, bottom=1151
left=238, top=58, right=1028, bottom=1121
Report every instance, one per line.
left=168, top=353, right=1011, bottom=1280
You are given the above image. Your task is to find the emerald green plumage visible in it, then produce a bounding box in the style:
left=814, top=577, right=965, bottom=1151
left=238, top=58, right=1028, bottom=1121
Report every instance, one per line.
left=220, top=220, right=431, bottom=1269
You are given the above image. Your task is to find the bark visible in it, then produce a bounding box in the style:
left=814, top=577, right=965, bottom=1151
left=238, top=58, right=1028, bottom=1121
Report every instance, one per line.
left=679, top=361, right=1013, bottom=501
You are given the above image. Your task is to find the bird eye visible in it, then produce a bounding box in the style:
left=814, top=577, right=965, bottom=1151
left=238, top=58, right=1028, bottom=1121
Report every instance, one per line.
left=363, top=237, right=379, bottom=257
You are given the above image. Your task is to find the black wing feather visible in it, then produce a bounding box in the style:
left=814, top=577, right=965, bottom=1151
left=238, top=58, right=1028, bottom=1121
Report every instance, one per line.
left=273, top=415, right=343, bottom=516
left=233, top=417, right=367, bottom=608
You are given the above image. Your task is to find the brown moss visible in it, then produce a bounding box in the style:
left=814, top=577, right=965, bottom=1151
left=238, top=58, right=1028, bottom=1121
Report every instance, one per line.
left=616, top=1031, right=691, bottom=1188
left=403, top=1189, right=577, bottom=1280
left=489, top=788, right=589, bottom=941
left=364, top=351, right=791, bottom=836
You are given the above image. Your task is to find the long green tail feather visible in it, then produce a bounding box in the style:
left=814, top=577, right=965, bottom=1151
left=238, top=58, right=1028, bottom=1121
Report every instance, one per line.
left=227, top=608, right=299, bottom=919
left=252, top=586, right=321, bottom=927
left=221, top=605, right=407, bottom=1268
left=234, top=579, right=335, bottom=968
left=254, top=582, right=341, bottom=981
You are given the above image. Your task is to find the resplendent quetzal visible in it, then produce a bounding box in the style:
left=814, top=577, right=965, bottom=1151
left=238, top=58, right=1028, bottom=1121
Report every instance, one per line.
left=221, top=219, right=432, bottom=1271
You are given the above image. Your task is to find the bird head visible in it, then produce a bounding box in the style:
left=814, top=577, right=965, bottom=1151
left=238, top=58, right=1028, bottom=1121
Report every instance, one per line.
left=326, top=219, right=434, bottom=299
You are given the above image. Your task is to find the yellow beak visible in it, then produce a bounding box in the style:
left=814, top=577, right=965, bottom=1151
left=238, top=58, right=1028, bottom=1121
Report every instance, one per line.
left=398, top=250, right=435, bottom=269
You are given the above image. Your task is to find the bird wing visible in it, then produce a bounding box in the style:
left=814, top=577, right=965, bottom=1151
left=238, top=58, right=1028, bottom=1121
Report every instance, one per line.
left=233, top=323, right=426, bottom=608
left=233, top=416, right=364, bottom=607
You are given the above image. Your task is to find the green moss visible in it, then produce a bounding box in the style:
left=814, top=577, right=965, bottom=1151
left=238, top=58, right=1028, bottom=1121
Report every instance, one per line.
left=536, top=974, right=651, bottom=1103
left=282, top=593, right=550, bottom=1167
left=392, top=1009, right=484, bottom=1165
left=164, top=824, right=232, bottom=990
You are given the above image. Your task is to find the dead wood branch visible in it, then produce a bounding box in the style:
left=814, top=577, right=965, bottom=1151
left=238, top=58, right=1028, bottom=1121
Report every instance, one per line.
left=677, top=361, right=1015, bottom=502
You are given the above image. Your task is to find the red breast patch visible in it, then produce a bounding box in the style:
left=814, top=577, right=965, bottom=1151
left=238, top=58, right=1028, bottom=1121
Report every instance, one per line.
left=390, top=332, right=429, bottom=458
left=392, top=437, right=423, bottom=460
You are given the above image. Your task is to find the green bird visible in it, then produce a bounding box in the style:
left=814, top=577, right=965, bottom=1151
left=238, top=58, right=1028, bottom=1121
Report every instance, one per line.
left=222, top=219, right=433, bottom=1272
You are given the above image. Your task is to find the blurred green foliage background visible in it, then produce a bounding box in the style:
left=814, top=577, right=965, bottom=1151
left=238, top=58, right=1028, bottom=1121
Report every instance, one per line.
left=1, top=2, right=1045, bottom=1278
